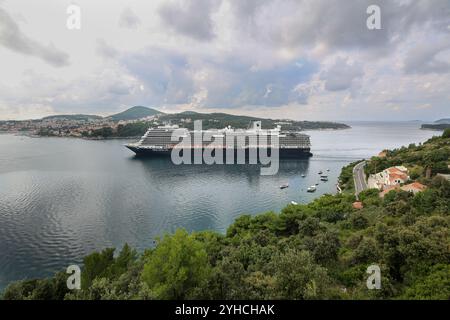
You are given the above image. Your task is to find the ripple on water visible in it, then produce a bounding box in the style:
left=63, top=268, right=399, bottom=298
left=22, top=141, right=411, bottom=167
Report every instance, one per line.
left=0, top=127, right=440, bottom=290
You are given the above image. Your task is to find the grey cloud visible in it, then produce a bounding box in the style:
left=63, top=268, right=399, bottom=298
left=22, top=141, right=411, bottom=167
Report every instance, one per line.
left=96, top=39, right=119, bottom=59
left=120, top=47, right=317, bottom=108
left=119, top=7, right=141, bottom=29
left=403, top=39, right=450, bottom=74
left=0, top=8, right=69, bottom=67
left=321, top=57, right=363, bottom=91
left=228, top=0, right=450, bottom=53
left=158, top=0, right=221, bottom=41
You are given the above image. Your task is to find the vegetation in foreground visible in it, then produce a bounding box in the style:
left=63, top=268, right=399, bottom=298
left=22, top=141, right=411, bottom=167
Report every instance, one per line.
left=2, top=131, right=449, bottom=300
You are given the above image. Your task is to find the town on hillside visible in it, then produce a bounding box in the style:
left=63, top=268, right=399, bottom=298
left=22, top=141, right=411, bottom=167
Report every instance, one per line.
left=351, top=133, right=450, bottom=211
left=0, top=106, right=350, bottom=139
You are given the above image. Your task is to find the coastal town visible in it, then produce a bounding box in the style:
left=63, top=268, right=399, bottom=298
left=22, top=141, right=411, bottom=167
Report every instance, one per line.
left=351, top=144, right=450, bottom=210
left=0, top=106, right=350, bottom=139
left=0, top=114, right=160, bottom=138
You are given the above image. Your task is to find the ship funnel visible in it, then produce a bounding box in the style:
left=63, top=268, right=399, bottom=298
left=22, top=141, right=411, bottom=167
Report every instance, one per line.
left=252, top=121, right=262, bottom=131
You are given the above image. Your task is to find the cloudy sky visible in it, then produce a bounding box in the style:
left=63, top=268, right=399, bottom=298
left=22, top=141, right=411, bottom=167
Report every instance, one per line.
left=0, top=0, right=449, bottom=121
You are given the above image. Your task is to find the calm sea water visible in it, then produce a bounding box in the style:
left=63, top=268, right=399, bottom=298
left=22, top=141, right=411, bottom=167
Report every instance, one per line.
left=0, top=122, right=439, bottom=289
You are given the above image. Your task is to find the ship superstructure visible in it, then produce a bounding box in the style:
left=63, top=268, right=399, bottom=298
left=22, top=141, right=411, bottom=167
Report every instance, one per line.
left=125, top=121, right=312, bottom=158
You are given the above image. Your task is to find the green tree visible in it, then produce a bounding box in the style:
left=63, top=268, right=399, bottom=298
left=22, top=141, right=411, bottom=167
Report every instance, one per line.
left=271, top=249, right=332, bottom=299
left=304, top=230, right=341, bottom=265
left=402, top=264, right=450, bottom=299
left=141, top=229, right=211, bottom=299
left=82, top=248, right=115, bottom=290
left=442, top=128, right=450, bottom=138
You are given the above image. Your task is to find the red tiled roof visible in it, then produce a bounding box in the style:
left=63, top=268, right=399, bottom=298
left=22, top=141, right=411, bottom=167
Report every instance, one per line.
left=352, top=202, right=363, bottom=209
left=401, top=182, right=427, bottom=192
left=389, top=173, right=408, bottom=182
left=387, top=167, right=406, bottom=175
left=379, top=185, right=400, bottom=197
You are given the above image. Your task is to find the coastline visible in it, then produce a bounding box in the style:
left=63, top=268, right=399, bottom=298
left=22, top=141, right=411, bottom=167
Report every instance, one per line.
left=3, top=126, right=352, bottom=141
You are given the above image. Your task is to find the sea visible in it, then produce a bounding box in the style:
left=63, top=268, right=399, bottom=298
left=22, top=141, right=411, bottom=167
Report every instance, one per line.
left=0, top=121, right=439, bottom=290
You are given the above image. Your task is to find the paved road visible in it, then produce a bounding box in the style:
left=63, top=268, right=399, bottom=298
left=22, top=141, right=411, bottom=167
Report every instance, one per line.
left=353, top=161, right=368, bottom=199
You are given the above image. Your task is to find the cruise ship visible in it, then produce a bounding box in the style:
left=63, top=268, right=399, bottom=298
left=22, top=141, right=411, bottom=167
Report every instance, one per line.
left=125, top=121, right=312, bottom=159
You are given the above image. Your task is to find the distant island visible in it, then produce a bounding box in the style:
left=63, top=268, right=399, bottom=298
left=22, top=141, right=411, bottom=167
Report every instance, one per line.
left=0, top=106, right=350, bottom=139
left=421, top=118, right=450, bottom=131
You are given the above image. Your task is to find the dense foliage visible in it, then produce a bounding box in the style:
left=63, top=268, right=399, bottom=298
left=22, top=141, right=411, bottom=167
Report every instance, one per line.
left=78, top=111, right=351, bottom=138
left=365, top=130, right=450, bottom=178
left=338, top=161, right=361, bottom=192
left=2, top=133, right=449, bottom=300
left=159, top=111, right=350, bottom=131
left=108, top=106, right=161, bottom=121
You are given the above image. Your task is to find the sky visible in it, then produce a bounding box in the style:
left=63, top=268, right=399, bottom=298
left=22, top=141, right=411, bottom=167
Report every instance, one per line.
left=0, top=0, right=449, bottom=121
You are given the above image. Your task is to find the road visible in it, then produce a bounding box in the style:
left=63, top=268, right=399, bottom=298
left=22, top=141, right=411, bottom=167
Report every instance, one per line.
left=353, top=161, right=368, bottom=199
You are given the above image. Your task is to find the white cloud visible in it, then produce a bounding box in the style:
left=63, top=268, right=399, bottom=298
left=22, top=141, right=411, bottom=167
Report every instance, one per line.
left=0, top=0, right=449, bottom=121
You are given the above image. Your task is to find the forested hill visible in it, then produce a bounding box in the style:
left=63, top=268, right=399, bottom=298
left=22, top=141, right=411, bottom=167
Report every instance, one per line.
left=421, top=117, right=450, bottom=131
left=2, top=130, right=449, bottom=300
left=83, top=110, right=350, bottom=138
left=158, top=111, right=350, bottom=131
left=107, top=106, right=162, bottom=121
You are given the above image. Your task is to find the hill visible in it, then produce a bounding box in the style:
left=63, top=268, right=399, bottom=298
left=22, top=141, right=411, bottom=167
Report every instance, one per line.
left=107, top=106, right=163, bottom=121
left=159, top=111, right=350, bottom=131
left=421, top=123, right=450, bottom=131
left=434, top=118, right=450, bottom=124
left=81, top=109, right=350, bottom=138
left=42, top=114, right=102, bottom=121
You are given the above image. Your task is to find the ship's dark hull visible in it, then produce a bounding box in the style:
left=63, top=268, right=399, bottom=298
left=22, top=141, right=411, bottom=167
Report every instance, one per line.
left=126, top=146, right=312, bottom=159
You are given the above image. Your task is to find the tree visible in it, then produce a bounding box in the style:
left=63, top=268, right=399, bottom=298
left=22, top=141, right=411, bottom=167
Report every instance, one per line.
left=110, top=243, right=137, bottom=278
left=271, top=249, right=332, bottom=299
left=349, top=212, right=369, bottom=229
left=304, top=230, right=340, bottom=265
left=82, top=248, right=115, bottom=289
left=402, top=264, right=450, bottom=299
left=141, top=229, right=211, bottom=299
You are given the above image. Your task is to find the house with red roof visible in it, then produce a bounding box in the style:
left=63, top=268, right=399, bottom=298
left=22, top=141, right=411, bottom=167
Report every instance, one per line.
left=379, top=182, right=427, bottom=198
left=401, top=182, right=427, bottom=194
left=368, top=166, right=410, bottom=190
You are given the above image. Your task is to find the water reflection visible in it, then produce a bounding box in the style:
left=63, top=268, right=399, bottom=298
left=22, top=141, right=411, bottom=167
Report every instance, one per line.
left=0, top=124, right=439, bottom=290
left=130, top=156, right=311, bottom=181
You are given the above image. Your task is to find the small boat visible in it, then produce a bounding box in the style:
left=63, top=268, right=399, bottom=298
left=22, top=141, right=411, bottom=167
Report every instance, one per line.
left=290, top=201, right=298, bottom=205
left=318, top=171, right=323, bottom=174
left=301, top=174, right=306, bottom=177
left=307, top=185, right=317, bottom=192
left=321, top=177, right=328, bottom=181
left=280, top=183, right=289, bottom=189
left=320, top=175, right=328, bottom=178
left=326, top=169, right=330, bottom=171
left=315, top=183, right=319, bottom=186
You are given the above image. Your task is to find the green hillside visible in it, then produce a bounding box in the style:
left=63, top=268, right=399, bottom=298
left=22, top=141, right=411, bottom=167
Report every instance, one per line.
left=422, top=123, right=450, bottom=131
left=108, top=106, right=162, bottom=121
left=159, top=111, right=350, bottom=130
left=42, top=114, right=102, bottom=121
